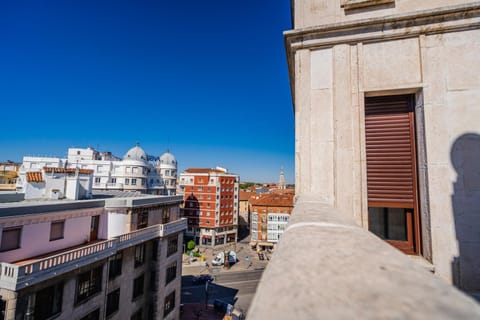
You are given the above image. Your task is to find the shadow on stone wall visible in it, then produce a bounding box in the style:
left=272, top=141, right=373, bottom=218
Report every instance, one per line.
left=451, top=133, right=480, bottom=294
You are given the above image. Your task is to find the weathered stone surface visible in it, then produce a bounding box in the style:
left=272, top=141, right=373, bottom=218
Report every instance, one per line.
left=248, top=196, right=480, bottom=319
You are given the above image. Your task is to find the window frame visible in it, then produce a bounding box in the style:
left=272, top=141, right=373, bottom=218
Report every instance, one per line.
left=109, top=252, right=123, bottom=280
left=33, top=282, right=63, bottom=319
left=134, top=243, right=146, bottom=267
left=106, top=288, right=120, bottom=317
left=132, top=274, right=145, bottom=301
left=163, top=291, right=175, bottom=317
left=167, top=236, right=178, bottom=257
left=75, top=266, right=103, bottom=305
left=165, top=262, right=177, bottom=285
left=0, top=227, right=22, bottom=251
left=49, top=220, right=65, bottom=241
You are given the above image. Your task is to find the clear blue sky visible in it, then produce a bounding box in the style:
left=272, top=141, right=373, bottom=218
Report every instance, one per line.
left=0, top=1, right=294, bottom=183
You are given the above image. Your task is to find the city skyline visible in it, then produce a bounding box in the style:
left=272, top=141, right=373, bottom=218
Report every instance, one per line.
left=0, top=1, right=293, bottom=183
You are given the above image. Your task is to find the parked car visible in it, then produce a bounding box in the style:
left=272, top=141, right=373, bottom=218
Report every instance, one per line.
left=192, top=274, right=214, bottom=284
left=212, top=251, right=225, bottom=266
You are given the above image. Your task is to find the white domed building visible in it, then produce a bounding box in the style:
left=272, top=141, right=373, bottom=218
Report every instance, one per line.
left=17, top=143, right=166, bottom=195
left=156, top=151, right=177, bottom=195
left=119, top=144, right=164, bottom=194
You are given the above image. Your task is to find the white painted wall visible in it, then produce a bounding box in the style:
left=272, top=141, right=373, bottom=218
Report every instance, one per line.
left=0, top=215, right=92, bottom=263
left=107, top=211, right=129, bottom=238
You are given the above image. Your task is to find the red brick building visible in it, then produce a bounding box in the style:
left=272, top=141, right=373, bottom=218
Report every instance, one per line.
left=250, top=191, right=294, bottom=251
left=179, top=167, right=239, bottom=246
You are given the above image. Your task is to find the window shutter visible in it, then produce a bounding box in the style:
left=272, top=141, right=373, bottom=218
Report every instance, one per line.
left=365, top=95, right=416, bottom=208
left=1, top=227, right=21, bottom=251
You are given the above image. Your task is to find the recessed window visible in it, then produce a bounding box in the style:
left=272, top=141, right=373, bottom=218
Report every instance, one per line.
left=109, top=252, right=123, bottom=280
left=167, top=236, right=178, bottom=257
left=132, top=274, right=145, bottom=300
left=131, top=178, right=137, bottom=185
left=106, top=288, right=120, bottom=317
left=152, top=239, right=159, bottom=261
left=165, top=262, right=177, bottom=285
left=50, top=220, right=65, bottom=241
left=76, top=266, right=103, bottom=304
left=94, top=177, right=101, bottom=183
left=134, top=243, right=146, bottom=267
left=164, top=291, right=175, bottom=317
left=33, top=282, right=63, bottom=319
left=80, top=309, right=100, bottom=320
left=150, top=271, right=157, bottom=291
left=1, top=227, right=21, bottom=251
left=137, top=211, right=148, bottom=229
left=125, top=178, right=130, bottom=185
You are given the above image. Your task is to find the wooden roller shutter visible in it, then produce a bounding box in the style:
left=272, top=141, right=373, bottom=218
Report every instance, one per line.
left=365, top=95, right=416, bottom=209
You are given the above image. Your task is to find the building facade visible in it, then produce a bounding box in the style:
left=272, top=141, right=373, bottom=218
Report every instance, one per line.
left=179, top=167, right=239, bottom=247
left=0, top=170, right=186, bottom=320
left=155, top=151, right=178, bottom=196
left=249, top=192, right=294, bottom=251
left=286, top=0, right=480, bottom=294
left=238, top=191, right=252, bottom=231
left=0, top=162, right=20, bottom=192
left=16, top=144, right=178, bottom=196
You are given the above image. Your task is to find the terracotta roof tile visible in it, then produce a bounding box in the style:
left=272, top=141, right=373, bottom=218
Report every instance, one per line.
left=239, top=191, right=253, bottom=201
left=249, top=192, right=294, bottom=207
left=26, top=172, right=44, bottom=183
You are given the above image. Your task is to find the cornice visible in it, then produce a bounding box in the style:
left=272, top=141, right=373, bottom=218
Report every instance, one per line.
left=284, top=2, right=480, bottom=108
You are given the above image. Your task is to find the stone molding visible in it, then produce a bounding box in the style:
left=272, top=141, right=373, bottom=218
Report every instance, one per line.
left=284, top=2, right=480, bottom=103
left=341, top=0, right=395, bottom=10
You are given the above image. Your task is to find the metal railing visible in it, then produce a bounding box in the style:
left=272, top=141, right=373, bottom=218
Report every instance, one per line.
left=0, top=219, right=187, bottom=291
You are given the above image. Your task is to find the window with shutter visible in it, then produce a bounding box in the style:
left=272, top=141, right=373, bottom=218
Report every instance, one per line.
left=1, top=227, right=21, bottom=251
left=365, top=94, right=420, bottom=254
left=50, top=221, right=65, bottom=241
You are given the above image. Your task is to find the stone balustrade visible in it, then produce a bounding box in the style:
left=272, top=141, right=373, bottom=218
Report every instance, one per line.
left=247, top=194, right=480, bottom=319
left=0, top=218, right=186, bottom=291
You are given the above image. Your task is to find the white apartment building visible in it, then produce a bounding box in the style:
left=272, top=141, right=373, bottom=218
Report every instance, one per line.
left=0, top=168, right=186, bottom=320
left=155, top=151, right=178, bottom=196
left=16, top=144, right=178, bottom=196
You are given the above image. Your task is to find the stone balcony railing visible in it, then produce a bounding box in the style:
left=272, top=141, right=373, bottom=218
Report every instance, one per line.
left=0, top=218, right=187, bottom=291
left=247, top=194, right=480, bottom=319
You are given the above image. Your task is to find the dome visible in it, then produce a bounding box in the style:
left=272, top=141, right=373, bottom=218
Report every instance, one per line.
left=124, top=144, right=148, bottom=161
left=160, top=151, right=177, bottom=165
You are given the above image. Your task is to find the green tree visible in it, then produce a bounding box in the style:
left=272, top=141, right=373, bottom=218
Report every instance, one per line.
left=187, top=240, right=196, bottom=251
left=240, top=182, right=255, bottom=190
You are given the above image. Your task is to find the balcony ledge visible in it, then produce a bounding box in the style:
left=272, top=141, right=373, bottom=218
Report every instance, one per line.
left=247, top=194, right=480, bottom=319
left=0, top=218, right=187, bottom=291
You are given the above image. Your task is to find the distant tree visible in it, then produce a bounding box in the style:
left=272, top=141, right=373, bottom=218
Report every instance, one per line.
left=240, top=182, right=255, bottom=190
left=187, top=240, right=196, bottom=251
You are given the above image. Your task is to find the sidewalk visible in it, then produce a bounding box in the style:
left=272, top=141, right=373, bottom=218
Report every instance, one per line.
left=182, top=241, right=270, bottom=276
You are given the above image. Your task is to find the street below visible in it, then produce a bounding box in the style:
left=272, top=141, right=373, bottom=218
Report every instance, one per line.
left=181, top=269, right=264, bottom=316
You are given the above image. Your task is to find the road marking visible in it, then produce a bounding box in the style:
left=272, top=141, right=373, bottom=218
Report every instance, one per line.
left=215, top=279, right=260, bottom=286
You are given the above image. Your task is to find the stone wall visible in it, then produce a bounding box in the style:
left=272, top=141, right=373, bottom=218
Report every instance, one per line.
left=286, top=2, right=480, bottom=293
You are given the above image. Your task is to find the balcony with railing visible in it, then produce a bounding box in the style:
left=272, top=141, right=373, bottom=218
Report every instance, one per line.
left=247, top=194, right=480, bottom=319
left=0, top=218, right=187, bottom=291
